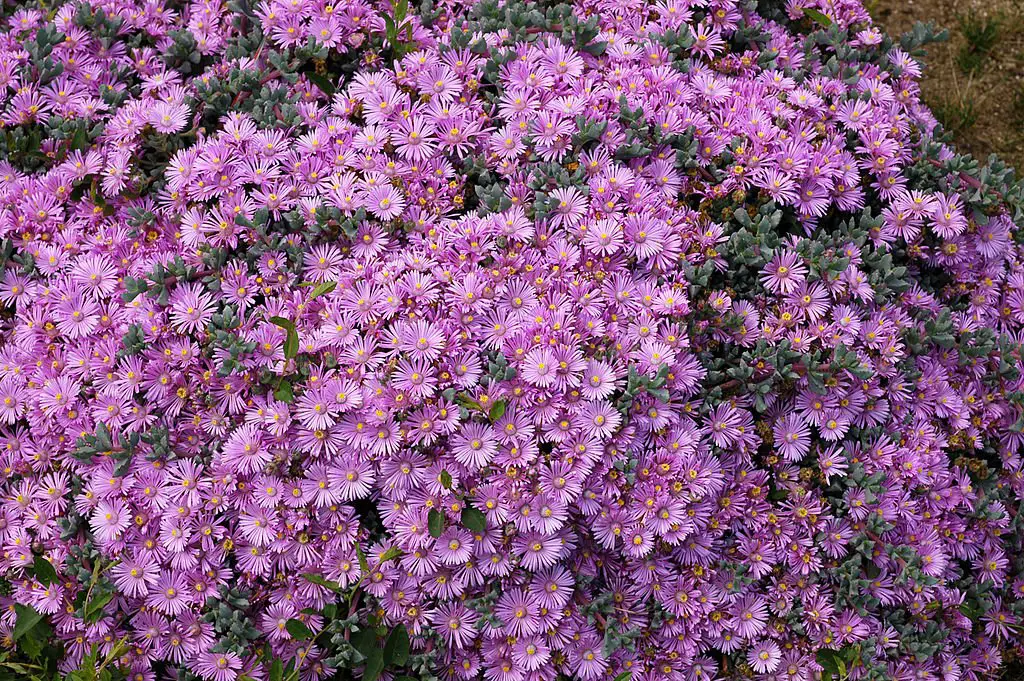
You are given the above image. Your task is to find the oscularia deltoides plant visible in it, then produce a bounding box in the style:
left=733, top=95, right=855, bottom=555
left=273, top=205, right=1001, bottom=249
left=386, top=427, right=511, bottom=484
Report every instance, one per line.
left=0, top=0, right=1022, bottom=679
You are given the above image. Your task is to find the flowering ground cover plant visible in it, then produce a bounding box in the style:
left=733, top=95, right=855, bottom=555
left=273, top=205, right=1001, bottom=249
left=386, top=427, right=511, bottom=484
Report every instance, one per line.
left=0, top=0, right=1022, bottom=679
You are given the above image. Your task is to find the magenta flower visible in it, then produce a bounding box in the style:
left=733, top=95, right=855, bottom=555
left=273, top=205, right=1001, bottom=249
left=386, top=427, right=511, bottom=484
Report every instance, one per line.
left=194, top=650, right=241, bottom=681
left=773, top=413, right=811, bottom=462
left=90, top=500, right=130, bottom=544
left=760, top=250, right=808, bottom=294
left=430, top=602, right=478, bottom=648
left=364, top=184, right=406, bottom=221
left=148, top=571, right=191, bottom=616
left=0, top=0, right=1019, bottom=679
left=747, top=641, right=781, bottom=674
left=111, top=556, right=160, bottom=598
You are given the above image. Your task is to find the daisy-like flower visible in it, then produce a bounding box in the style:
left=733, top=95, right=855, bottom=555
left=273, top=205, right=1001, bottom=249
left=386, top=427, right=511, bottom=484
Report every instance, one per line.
left=430, top=601, right=478, bottom=648
left=363, top=184, right=406, bottom=220
left=522, top=347, right=557, bottom=388
left=55, top=292, right=100, bottom=339
left=435, top=528, right=474, bottom=566
left=747, top=640, right=782, bottom=673
left=571, top=641, right=609, bottom=681
left=194, top=650, right=242, bottom=681
left=150, top=100, right=190, bottom=134
left=394, top=116, right=437, bottom=162
left=169, top=284, right=217, bottom=334
left=90, top=499, right=130, bottom=544
left=451, top=422, right=497, bottom=470
left=148, top=571, right=191, bottom=616
left=329, top=458, right=375, bottom=500
left=222, top=423, right=272, bottom=474
left=731, top=595, right=769, bottom=638
left=111, top=555, right=160, bottom=598
left=547, top=187, right=588, bottom=228
left=773, top=413, right=811, bottom=462
left=495, top=589, right=541, bottom=637
left=761, top=250, right=808, bottom=294
left=580, top=359, right=618, bottom=400
left=583, top=219, right=624, bottom=256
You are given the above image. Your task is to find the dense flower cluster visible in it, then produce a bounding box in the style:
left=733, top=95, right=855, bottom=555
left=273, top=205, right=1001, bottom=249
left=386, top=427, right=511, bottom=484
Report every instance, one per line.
left=0, top=0, right=1022, bottom=680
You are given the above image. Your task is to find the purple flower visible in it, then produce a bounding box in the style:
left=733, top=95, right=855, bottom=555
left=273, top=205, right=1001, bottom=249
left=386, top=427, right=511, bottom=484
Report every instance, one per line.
left=747, top=640, right=782, bottom=673
left=430, top=602, right=478, bottom=648
left=773, top=413, right=811, bottom=462
left=0, top=0, right=1019, bottom=679
left=194, top=650, right=241, bottom=681
left=761, top=250, right=808, bottom=294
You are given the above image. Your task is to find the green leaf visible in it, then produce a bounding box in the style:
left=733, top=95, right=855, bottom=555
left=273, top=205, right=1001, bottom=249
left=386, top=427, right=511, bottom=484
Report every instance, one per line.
left=285, top=618, right=313, bottom=640
left=381, top=12, right=397, bottom=44
left=302, top=573, right=342, bottom=593
left=270, top=316, right=299, bottom=359
left=355, top=543, right=370, bottom=575
left=647, top=387, right=670, bottom=402
left=305, top=72, right=335, bottom=97
left=351, top=627, right=378, bottom=657
left=18, top=627, right=46, bottom=659
left=274, top=379, right=294, bottom=403
left=12, top=604, right=43, bottom=641
left=379, top=546, right=403, bottom=563
left=816, top=648, right=850, bottom=681
left=384, top=624, right=410, bottom=667
left=959, top=600, right=983, bottom=620
left=363, top=647, right=386, bottom=681
left=460, top=506, right=487, bottom=534
left=613, top=673, right=633, bottom=681
left=310, top=280, right=336, bottom=299
left=269, top=658, right=284, bottom=681
left=32, top=555, right=59, bottom=586
left=488, top=400, right=506, bottom=422
left=71, top=126, right=90, bottom=151
left=802, top=7, right=833, bottom=27
left=428, top=509, right=445, bottom=538
left=454, top=392, right=482, bottom=411
left=83, top=591, right=114, bottom=622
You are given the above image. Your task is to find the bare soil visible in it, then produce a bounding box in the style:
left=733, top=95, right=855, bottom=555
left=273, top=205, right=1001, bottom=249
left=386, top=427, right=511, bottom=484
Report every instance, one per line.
left=869, top=0, right=1024, bottom=170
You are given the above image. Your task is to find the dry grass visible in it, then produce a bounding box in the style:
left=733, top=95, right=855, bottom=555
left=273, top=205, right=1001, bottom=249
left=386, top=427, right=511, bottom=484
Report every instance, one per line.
left=869, top=0, right=1024, bottom=171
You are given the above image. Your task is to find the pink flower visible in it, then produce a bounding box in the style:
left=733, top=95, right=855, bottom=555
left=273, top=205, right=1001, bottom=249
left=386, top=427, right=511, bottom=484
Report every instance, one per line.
left=364, top=184, right=406, bottom=220
left=194, top=650, right=241, bottom=681
left=90, top=500, right=130, bottom=544
left=761, top=250, right=807, bottom=294
left=747, top=641, right=781, bottom=673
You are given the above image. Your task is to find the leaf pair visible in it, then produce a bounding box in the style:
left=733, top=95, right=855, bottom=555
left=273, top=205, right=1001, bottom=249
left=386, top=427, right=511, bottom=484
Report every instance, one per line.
left=380, top=0, right=413, bottom=52
left=353, top=624, right=410, bottom=681
left=270, top=316, right=299, bottom=359
left=427, top=505, right=487, bottom=537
